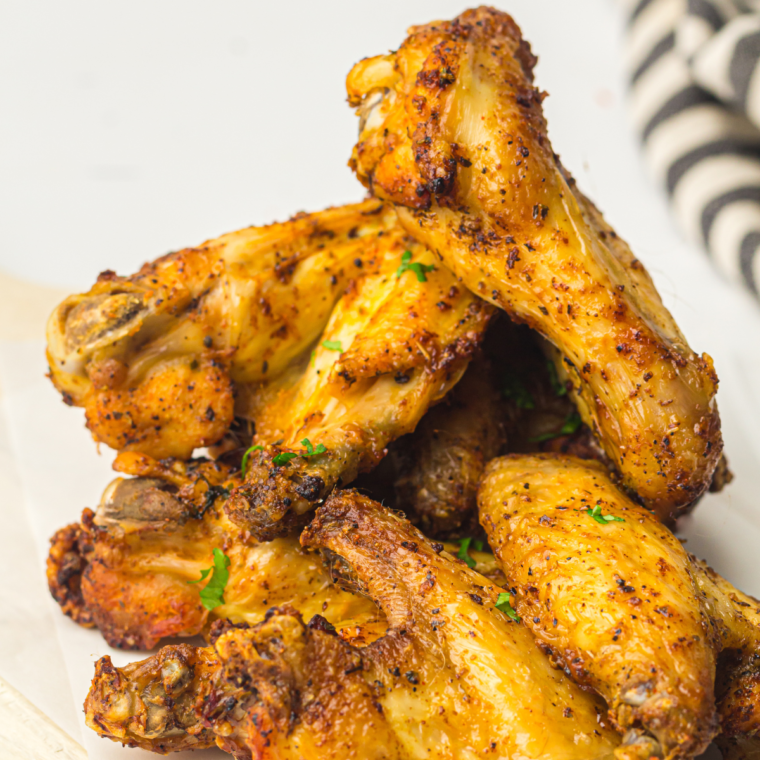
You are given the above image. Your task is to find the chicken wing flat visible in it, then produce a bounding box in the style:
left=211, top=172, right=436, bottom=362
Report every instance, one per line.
left=47, top=200, right=410, bottom=460
left=48, top=460, right=383, bottom=649
left=86, top=490, right=631, bottom=759
left=346, top=6, right=723, bottom=520
left=224, top=249, right=494, bottom=540
left=479, top=454, right=723, bottom=758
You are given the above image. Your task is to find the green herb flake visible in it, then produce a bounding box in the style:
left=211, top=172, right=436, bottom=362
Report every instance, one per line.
left=241, top=445, right=264, bottom=477
left=495, top=591, right=520, bottom=622
left=396, top=251, right=435, bottom=283
left=546, top=359, right=567, bottom=397
left=528, top=410, right=582, bottom=443
left=301, top=438, right=327, bottom=457
left=272, top=451, right=298, bottom=467
left=322, top=339, right=343, bottom=352
left=586, top=503, right=625, bottom=525
left=310, top=349, right=317, bottom=366
left=187, top=548, right=231, bottom=611
left=457, top=537, right=477, bottom=569
left=502, top=372, right=535, bottom=409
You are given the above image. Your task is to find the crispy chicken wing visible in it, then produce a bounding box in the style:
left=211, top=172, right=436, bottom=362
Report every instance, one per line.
left=479, top=454, right=760, bottom=757
left=47, top=200, right=409, bottom=460
left=353, top=317, right=603, bottom=539
left=346, top=7, right=723, bottom=520
left=48, top=460, right=383, bottom=649
left=386, top=356, right=506, bottom=537
left=224, top=250, right=494, bottom=540
left=478, top=454, right=733, bottom=758
left=689, top=558, right=760, bottom=756
left=86, top=490, right=631, bottom=759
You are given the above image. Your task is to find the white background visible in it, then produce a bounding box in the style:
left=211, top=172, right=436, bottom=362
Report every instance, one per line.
left=1, top=2, right=759, bottom=758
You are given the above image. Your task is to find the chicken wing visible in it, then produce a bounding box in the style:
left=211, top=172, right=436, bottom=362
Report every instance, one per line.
left=48, top=459, right=383, bottom=649
left=355, top=316, right=600, bottom=539
left=479, top=454, right=722, bottom=758
left=86, top=490, right=631, bottom=759
left=346, top=6, right=723, bottom=520
left=47, top=200, right=407, bottom=460
left=689, top=558, right=760, bottom=756
left=386, top=355, right=506, bottom=537
left=224, top=248, right=494, bottom=540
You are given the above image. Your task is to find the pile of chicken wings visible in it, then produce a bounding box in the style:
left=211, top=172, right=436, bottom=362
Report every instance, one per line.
left=45, top=8, right=756, bottom=760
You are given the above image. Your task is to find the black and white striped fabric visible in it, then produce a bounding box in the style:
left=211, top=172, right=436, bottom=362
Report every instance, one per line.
left=624, top=0, right=760, bottom=298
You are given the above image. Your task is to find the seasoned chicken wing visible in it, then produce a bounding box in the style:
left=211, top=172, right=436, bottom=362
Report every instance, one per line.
left=47, top=200, right=408, bottom=460
left=86, top=490, right=630, bottom=759
left=224, top=247, right=494, bottom=540
left=48, top=459, right=383, bottom=649
left=346, top=7, right=723, bottom=520
left=378, top=318, right=609, bottom=539
left=85, top=641, right=219, bottom=754
left=690, top=558, right=760, bottom=756
left=479, top=454, right=727, bottom=758
left=387, top=355, right=506, bottom=537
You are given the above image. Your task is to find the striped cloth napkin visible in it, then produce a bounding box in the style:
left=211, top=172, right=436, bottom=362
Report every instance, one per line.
left=625, top=0, right=760, bottom=298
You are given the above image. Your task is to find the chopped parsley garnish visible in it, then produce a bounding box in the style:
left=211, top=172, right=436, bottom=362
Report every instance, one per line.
left=241, top=445, right=264, bottom=477
left=396, top=251, right=435, bottom=283
left=311, top=349, right=317, bottom=366
left=495, top=591, right=520, bottom=622
left=528, top=410, right=581, bottom=442
left=457, top=537, right=483, bottom=568
left=322, top=339, right=343, bottom=352
left=586, top=503, right=625, bottom=525
left=502, top=372, right=535, bottom=409
left=270, top=439, right=327, bottom=467
left=301, top=438, right=327, bottom=457
left=272, top=451, right=298, bottom=466
left=187, top=548, right=231, bottom=611
left=546, top=359, right=567, bottom=397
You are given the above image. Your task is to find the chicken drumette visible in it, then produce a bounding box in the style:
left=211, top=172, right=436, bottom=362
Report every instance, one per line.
left=346, top=6, right=723, bottom=521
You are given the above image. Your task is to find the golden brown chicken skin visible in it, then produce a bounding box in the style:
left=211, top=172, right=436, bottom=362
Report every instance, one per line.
left=86, top=611, right=407, bottom=758
left=85, top=641, right=219, bottom=753
left=224, top=249, right=494, bottom=540
left=478, top=454, right=721, bottom=759
left=86, top=491, right=631, bottom=759
left=47, top=200, right=410, bottom=460
left=346, top=7, right=723, bottom=520
left=690, top=558, right=760, bottom=755
left=48, top=460, right=383, bottom=650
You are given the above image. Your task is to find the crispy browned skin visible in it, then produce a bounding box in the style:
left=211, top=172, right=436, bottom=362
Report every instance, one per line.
left=47, top=200, right=410, bottom=460
left=85, top=642, right=218, bottom=753
left=224, top=253, right=494, bottom=540
left=388, top=356, right=506, bottom=536
left=357, top=317, right=615, bottom=540
left=86, top=610, right=407, bottom=758
left=48, top=460, right=383, bottom=649
left=86, top=491, right=631, bottom=759
left=346, top=6, right=723, bottom=520
left=479, top=454, right=721, bottom=758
